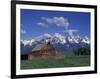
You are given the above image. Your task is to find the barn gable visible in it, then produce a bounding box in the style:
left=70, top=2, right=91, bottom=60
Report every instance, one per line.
left=28, top=43, right=56, bottom=60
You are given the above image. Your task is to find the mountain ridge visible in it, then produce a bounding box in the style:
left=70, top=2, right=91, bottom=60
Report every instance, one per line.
left=21, top=33, right=90, bottom=55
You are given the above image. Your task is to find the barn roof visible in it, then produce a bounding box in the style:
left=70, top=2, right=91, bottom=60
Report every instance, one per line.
left=32, top=43, right=55, bottom=52
left=21, top=43, right=55, bottom=55
left=32, top=44, right=45, bottom=51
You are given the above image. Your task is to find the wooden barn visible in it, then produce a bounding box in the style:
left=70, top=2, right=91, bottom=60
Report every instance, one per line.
left=21, top=42, right=64, bottom=60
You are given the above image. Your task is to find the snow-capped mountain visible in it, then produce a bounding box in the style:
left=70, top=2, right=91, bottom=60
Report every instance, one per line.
left=51, top=33, right=66, bottom=44
left=21, top=33, right=90, bottom=55
left=21, top=33, right=66, bottom=46
left=81, top=36, right=90, bottom=44
left=67, top=36, right=81, bottom=44
left=21, top=33, right=90, bottom=46
left=21, top=39, right=35, bottom=46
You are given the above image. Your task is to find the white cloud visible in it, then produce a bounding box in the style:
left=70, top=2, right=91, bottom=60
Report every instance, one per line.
left=44, top=33, right=52, bottom=37
left=41, top=17, right=69, bottom=29
left=37, top=22, right=48, bottom=28
left=67, top=29, right=79, bottom=37
left=21, top=29, right=26, bottom=34
left=21, top=24, right=26, bottom=34
left=37, top=17, right=79, bottom=37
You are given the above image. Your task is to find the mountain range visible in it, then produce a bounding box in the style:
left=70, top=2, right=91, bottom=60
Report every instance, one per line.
left=21, top=33, right=90, bottom=55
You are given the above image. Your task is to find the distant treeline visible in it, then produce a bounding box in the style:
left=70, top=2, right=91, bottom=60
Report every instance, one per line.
left=73, top=47, right=90, bottom=55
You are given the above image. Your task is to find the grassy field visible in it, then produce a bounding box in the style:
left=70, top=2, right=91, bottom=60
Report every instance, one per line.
left=21, top=55, right=90, bottom=69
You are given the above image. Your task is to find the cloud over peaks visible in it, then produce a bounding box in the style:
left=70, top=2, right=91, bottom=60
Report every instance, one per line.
left=67, top=29, right=79, bottom=37
left=41, top=17, right=69, bottom=29
left=37, top=22, right=48, bottom=28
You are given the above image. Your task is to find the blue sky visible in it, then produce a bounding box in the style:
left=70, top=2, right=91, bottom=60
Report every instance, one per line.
left=21, top=9, right=90, bottom=40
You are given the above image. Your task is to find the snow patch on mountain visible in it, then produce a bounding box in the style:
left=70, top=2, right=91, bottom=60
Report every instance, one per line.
left=21, top=39, right=35, bottom=46
left=52, top=33, right=66, bottom=44
left=82, top=36, right=90, bottom=44
left=67, top=35, right=81, bottom=44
